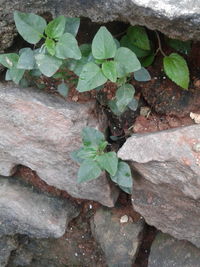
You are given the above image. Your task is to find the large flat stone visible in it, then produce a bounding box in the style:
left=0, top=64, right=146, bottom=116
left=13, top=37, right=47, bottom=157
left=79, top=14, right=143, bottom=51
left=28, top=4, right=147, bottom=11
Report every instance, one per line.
left=0, top=83, right=118, bottom=206
left=0, top=0, right=200, bottom=52
left=149, top=232, right=200, bottom=267
left=0, top=176, right=80, bottom=238
left=90, top=207, right=144, bottom=266
left=118, top=125, right=200, bottom=247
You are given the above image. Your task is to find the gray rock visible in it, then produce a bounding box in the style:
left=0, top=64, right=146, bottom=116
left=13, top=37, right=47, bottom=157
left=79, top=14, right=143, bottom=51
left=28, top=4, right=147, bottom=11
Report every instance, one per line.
left=118, top=124, right=200, bottom=247
left=90, top=207, right=144, bottom=266
left=1, top=0, right=200, bottom=52
left=0, top=83, right=118, bottom=206
left=0, top=175, right=80, bottom=238
left=148, top=232, right=200, bottom=267
left=0, top=236, right=18, bottom=267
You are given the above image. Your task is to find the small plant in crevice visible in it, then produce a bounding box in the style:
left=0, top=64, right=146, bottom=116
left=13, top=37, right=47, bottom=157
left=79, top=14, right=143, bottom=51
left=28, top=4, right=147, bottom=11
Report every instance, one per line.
left=0, top=11, right=81, bottom=97
left=70, top=127, right=133, bottom=194
left=120, top=25, right=191, bottom=90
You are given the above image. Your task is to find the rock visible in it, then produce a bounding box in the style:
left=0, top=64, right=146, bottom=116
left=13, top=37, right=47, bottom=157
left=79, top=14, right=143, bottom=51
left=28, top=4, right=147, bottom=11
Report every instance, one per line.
left=0, top=83, right=118, bottom=206
left=118, top=124, right=200, bottom=247
left=148, top=232, right=200, bottom=267
left=0, top=175, right=80, bottom=238
left=1, top=0, right=200, bottom=52
left=90, top=207, right=144, bottom=266
left=0, top=236, right=18, bottom=267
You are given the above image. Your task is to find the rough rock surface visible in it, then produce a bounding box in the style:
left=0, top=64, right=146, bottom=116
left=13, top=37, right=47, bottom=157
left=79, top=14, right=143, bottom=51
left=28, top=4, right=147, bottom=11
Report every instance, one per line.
left=0, top=236, right=18, bottom=267
left=0, top=0, right=200, bottom=52
left=90, top=207, right=144, bottom=266
left=0, top=175, right=80, bottom=238
left=118, top=124, right=200, bottom=247
left=149, top=232, right=200, bottom=267
left=0, top=83, right=118, bottom=206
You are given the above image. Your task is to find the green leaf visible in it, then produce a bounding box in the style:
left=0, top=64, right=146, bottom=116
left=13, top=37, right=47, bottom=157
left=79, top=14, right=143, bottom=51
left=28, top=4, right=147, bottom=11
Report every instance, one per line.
left=57, top=82, right=69, bottom=97
left=45, top=15, right=65, bottom=39
left=29, top=69, right=42, bottom=77
left=92, top=26, right=117, bottom=59
left=140, top=54, right=155, bottom=67
left=115, top=47, right=141, bottom=78
left=14, top=11, right=46, bottom=44
left=77, top=62, right=107, bottom=92
left=128, top=98, right=138, bottom=111
left=119, top=185, right=132, bottom=194
left=102, top=61, right=117, bottom=82
left=9, top=68, right=25, bottom=84
left=77, top=146, right=98, bottom=160
left=70, top=148, right=84, bottom=164
left=163, top=53, right=189, bottom=89
left=64, top=17, right=80, bottom=36
left=78, top=159, right=102, bottom=183
left=5, top=70, right=11, bottom=81
left=110, top=161, right=133, bottom=188
left=116, top=84, right=135, bottom=112
left=45, top=38, right=56, bottom=56
left=19, top=77, right=31, bottom=88
left=120, top=35, right=150, bottom=58
left=127, top=26, right=150, bottom=51
left=81, top=127, right=105, bottom=147
left=80, top=44, right=91, bottom=57
left=17, top=48, right=35, bottom=69
left=166, top=38, right=191, bottom=55
left=55, top=33, right=81, bottom=60
left=35, top=54, right=62, bottom=77
left=133, top=67, right=151, bottom=82
left=108, top=99, right=124, bottom=116
left=96, top=152, right=118, bottom=176
left=0, top=53, right=19, bottom=68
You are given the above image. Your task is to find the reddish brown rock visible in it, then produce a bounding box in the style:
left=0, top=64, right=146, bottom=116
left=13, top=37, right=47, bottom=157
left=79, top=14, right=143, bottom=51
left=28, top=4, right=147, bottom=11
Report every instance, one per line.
left=118, top=124, right=200, bottom=247
left=0, top=83, right=118, bottom=207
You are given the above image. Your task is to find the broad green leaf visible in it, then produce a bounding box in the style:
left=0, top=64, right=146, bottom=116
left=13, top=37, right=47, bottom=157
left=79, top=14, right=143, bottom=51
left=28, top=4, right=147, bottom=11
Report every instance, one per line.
left=81, top=127, right=105, bottom=147
left=127, top=26, right=150, bottom=51
left=55, top=33, right=81, bottom=59
left=115, top=47, right=141, bottom=77
left=64, top=17, right=80, bottom=36
left=77, top=146, right=98, bottom=160
left=77, top=62, right=107, bottom=92
left=166, top=38, right=191, bottom=55
left=110, top=161, right=133, bottom=188
left=0, top=53, right=19, bottom=68
left=163, top=53, right=189, bottom=89
left=14, top=11, right=46, bottom=44
left=57, top=82, right=69, bottom=97
left=95, top=59, right=105, bottom=65
left=78, top=159, right=102, bottom=183
left=116, top=84, right=135, bottom=112
left=5, top=70, right=11, bottom=81
left=45, top=38, right=56, bottom=56
left=35, top=54, right=62, bottom=77
left=29, top=69, right=42, bottom=77
left=120, top=35, right=150, bottom=58
left=133, top=67, right=151, bottom=81
left=92, top=26, right=117, bottom=59
left=108, top=99, right=123, bottom=116
left=128, top=98, right=138, bottom=111
left=140, top=54, right=155, bottom=67
left=80, top=44, right=91, bottom=57
left=114, top=38, right=120, bottom=48
left=96, top=152, right=118, bottom=176
left=119, top=185, right=132, bottom=194
left=102, top=61, right=117, bottom=82
left=98, top=141, right=108, bottom=152
left=9, top=68, right=25, bottom=84
left=17, top=48, right=35, bottom=69
left=70, top=148, right=84, bottom=164
left=45, top=15, right=65, bottom=39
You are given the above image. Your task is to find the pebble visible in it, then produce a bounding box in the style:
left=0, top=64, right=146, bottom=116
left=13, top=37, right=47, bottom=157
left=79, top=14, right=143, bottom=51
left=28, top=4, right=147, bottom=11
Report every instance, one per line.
left=120, top=215, right=129, bottom=223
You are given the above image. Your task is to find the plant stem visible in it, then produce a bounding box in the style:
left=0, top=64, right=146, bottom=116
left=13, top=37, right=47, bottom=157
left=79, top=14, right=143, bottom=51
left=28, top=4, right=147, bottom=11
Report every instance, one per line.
left=155, top=31, right=167, bottom=57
